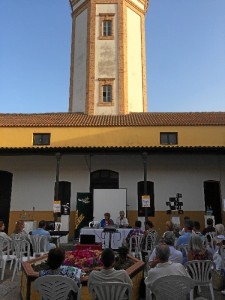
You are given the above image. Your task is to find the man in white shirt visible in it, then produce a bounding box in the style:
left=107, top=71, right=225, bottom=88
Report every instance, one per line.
left=145, top=244, right=189, bottom=289
left=116, top=211, right=129, bottom=228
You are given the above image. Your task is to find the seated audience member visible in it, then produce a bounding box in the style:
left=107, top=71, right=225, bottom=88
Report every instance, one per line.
left=88, top=248, right=132, bottom=299
left=116, top=211, right=129, bottom=228
left=0, top=220, right=11, bottom=241
left=11, top=220, right=30, bottom=241
left=31, top=220, right=56, bottom=251
left=165, top=220, right=174, bottom=232
left=149, top=231, right=183, bottom=267
left=188, top=234, right=212, bottom=261
left=100, top=212, right=114, bottom=228
left=193, top=221, right=205, bottom=241
left=176, top=219, right=194, bottom=264
left=39, top=247, right=82, bottom=299
left=176, top=219, right=193, bottom=247
left=145, top=244, right=190, bottom=290
left=144, top=220, right=156, bottom=237
left=126, top=220, right=144, bottom=245
left=215, top=223, right=225, bottom=240
left=173, top=224, right=181, bottom=238
left=202, top=218, right=215, bottom=235
left=179, top=216, right=191, bottom=235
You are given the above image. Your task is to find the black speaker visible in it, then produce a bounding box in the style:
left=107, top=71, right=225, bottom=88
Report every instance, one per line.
left=137, top=181, right=155, bottom=217
left=55, top=181, right=71, bottom=215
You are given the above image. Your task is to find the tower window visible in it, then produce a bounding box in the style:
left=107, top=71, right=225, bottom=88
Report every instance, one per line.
left=160, top=132, right=178, bottom=145
left=33, top=133, right=51, bottom=145
left=98, top=78, right=115, bottom=106
left=103, top=20, right=112, bottom=36
left=99, top=14, right=115, bottom=40
left=103, top=85, right=112, bottom=102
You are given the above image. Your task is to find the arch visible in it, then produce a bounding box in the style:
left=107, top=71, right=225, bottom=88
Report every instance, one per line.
left=90, top=169, right=119, bottom=192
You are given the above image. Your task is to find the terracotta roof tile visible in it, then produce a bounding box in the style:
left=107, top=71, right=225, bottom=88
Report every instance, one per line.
left=0, top=112, right=225, bottom=127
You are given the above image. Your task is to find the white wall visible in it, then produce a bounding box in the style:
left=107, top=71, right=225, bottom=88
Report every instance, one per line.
left=0, top=153, right=225, bottom=214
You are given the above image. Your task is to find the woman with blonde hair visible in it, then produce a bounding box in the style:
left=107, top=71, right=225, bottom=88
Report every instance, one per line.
left=11, top=220, right=30, bottom=241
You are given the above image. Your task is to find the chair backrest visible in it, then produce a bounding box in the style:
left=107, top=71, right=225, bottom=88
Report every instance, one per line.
left=34, top=275, right=82, bottom=300
left=11, top=239, right=31, bottom=260
left=129, top=234, right=144, bottom=252
left=185, top=260, right=215, bottom=284
left=30, top=234, right=48, bottom=253
left=146, top=275, right=195, bottom=300
left=177, top=243, right=189, bottom=257
left=0, top=237, right=11, bottom=258
left=145, top=231, right=158, bottom=252
left=89, top=282, right=132, bottom=300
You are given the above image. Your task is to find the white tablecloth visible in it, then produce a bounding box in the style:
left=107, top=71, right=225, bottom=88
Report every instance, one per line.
left=80, top=228, right=131, bottom=249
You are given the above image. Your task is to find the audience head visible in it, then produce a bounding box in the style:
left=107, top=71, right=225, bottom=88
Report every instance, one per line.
left=188, top=234, right=204, bottom=252
left=162, top=231, right=175, bottom=246
left=13, top=220, right=25, bottom=233
left=215, top=224, right=225, bottom=236
left=165, top=220, right=174, bottom=231
left=193, top=221, right=201, bottom=232
left=135, top=220, right=142, bottom=228
left=39, top=220, right=46, bottom=229
left=101, top=248, right=115, bottom=268
left=155, top=244, right=170, bottom=262
left=47, top=247, right=65, bottom=270
left=0, top=220, right=5, bottom=231
left=207, top=218, right=214, bottom=226
left=184, top=219, right=194, bottom=231
left=145, top=220, right=154, bottom=229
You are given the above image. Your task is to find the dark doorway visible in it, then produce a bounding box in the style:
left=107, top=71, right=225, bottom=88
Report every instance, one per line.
left=138, top=181, right=155, bottom=217
left=204, top=180, right=222, bottom=224
left=0, top=171, right=13, bottom=233
left=90, top=169, right=119, bottom=193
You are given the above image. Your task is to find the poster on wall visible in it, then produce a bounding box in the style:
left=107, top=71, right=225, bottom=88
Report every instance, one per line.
left=53, top=201, right=61, bottom=213
left=75, top=193, right=92, bottom=239
left=142, top=195, right=150, bottom=207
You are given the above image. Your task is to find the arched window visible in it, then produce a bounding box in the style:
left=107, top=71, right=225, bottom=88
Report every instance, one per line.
left=90, top=169, right=119, bottom=192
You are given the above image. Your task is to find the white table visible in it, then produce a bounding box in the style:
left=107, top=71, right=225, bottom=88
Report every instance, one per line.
left=80, top=228, right=131, bottom=249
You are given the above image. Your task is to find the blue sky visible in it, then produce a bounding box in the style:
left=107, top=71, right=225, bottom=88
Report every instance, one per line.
left=0, top=0, right=225, bottom=113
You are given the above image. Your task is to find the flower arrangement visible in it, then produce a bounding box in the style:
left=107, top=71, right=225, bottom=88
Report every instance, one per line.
left=64, top=249, right=103, bottom=271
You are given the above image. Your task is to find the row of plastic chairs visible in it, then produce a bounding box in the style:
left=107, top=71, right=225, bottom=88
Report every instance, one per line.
left=0, top=235, right=49, bottom=281
left=146, top=260, right=215, bottom=300
left=34, top=276, right=132, bottom=300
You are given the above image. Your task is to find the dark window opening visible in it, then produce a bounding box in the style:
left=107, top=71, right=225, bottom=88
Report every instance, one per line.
left=33, top=133, right=51, bottom=145
left=160, top=132, right=178, bottom=145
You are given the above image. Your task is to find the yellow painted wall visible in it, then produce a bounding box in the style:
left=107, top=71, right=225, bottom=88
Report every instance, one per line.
left=1, top=125, right=225, bottom=148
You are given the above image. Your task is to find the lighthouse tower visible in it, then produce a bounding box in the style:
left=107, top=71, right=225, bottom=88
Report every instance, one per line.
left=69, top=0, right=149, bottom=115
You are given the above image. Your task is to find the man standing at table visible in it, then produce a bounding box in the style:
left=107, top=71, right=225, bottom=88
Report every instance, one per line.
left=116, top=211, right=129, bottom=228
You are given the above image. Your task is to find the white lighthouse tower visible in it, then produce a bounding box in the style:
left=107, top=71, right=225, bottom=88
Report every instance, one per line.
left=69, top=0, right=149, bottom=115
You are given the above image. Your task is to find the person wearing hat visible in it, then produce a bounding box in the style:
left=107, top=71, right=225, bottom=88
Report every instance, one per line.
left=148, top=231, right=183, bottom=269
left=116, top=211, right=129, bottom=228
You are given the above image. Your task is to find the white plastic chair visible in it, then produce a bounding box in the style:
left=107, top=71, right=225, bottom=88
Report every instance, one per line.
left=30, top=235, right=48, bottom=256
left=145, top=275, right=195, bottom=300
left=89, top=281, right=132, bottom=300
left=0, top=237, right=15, bottom=280
left=144, top=231, right=158, bottom=255
left=129, top=234, right=144, bottom=260
left=185, top=260, right=215, bottom=300
left=11, top=239, right=34, bottom=281
left=34, top=275, right=82, bottom=300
